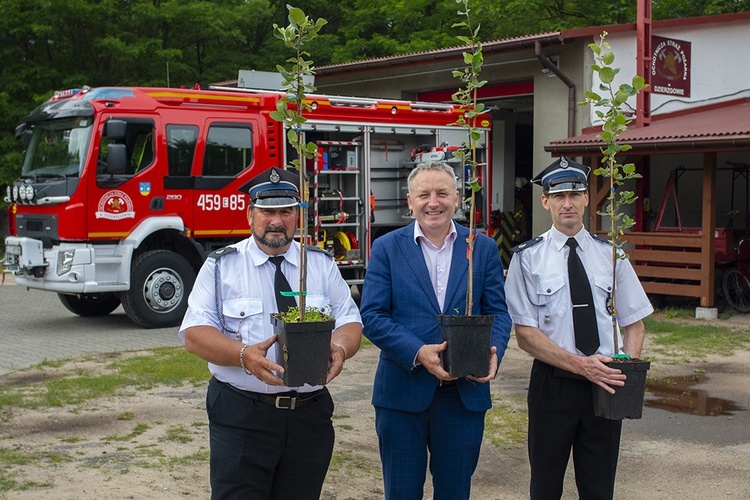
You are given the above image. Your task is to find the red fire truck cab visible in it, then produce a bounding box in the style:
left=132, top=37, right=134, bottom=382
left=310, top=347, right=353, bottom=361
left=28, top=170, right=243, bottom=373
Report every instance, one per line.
left=3, top=85, right=492, bottom=328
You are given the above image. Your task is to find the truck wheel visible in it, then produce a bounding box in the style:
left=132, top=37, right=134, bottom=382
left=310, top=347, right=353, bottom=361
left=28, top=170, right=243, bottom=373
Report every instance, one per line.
left=58, top=293, right=121, bottom=317
left=121, top=250, right=196, bottom=328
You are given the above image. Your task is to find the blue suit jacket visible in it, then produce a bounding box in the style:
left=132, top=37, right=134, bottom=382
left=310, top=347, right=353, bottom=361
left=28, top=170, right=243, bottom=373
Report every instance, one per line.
left=360, top=222, right=511, bottom=413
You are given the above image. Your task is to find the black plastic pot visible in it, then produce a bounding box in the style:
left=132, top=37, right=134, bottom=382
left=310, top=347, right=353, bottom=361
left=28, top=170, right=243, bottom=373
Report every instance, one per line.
left=593, top=360, right=651, bottom=420
left=438, top=314, right=494, bottom=378
left=271, top=314, right=335, bottom=387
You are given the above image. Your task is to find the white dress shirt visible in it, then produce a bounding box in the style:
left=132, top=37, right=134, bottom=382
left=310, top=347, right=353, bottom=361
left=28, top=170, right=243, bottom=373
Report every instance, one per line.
left=179, top=237, right=362, bottom=393
left=504, top=226, right=653, bottom=357
left=413, top=220, right=458, bottom=312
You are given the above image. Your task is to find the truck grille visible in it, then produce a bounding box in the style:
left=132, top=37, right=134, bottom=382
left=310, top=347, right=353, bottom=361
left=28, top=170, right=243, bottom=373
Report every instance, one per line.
left=17, top=214, right=59, bottom=245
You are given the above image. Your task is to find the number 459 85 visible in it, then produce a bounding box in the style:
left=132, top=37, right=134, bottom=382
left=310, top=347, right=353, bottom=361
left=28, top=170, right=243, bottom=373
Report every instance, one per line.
left=197, top=194, right=246, bottom=211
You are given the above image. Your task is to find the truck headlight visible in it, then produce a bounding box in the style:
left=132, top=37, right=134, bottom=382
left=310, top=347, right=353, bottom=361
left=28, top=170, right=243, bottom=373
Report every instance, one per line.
left=57, top=250, right=75, bottom=275
left=23, top=185, right=35, bottom=201
left=12, top=185, right=19, bottom=202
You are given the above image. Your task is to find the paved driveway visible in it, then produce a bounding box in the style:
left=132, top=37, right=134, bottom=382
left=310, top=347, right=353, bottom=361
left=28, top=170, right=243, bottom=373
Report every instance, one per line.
left=0, top=274, right=182, bottom=375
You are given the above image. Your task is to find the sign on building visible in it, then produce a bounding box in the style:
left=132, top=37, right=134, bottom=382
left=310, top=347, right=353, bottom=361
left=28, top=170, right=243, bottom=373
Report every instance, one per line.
left=651, top=36, right=691, bottom=98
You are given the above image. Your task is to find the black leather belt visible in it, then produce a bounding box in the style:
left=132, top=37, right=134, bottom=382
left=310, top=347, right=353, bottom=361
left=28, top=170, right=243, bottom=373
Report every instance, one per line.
left=222, top=380, right=326, bottom=410
left=437, top=379, right=457, bottom=388
left=553, top=367, right=587, bottom=381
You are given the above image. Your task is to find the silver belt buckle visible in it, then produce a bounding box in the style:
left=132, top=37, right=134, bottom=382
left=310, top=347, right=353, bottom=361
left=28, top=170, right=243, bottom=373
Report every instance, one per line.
left=275, top=395, right=297, bottom=410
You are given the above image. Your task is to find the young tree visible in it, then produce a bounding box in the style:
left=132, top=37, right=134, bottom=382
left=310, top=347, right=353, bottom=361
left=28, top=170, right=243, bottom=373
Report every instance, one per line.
left=582, top=32, right=648, bottom=355
left=270, top=5, right=327, bottom=320
left=451, top=0, right=487, bottom=314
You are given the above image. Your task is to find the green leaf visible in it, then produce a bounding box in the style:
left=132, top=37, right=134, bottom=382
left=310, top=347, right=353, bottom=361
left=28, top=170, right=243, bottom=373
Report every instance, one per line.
left=288, top=7, right=306, bottom=26
left=599, top=67, right=616, bottom=84
left=286, top=129, right=298, bottom=144
left=269, top=111, right=286, bottom=122
left=614, top=90, right=629, bottom=106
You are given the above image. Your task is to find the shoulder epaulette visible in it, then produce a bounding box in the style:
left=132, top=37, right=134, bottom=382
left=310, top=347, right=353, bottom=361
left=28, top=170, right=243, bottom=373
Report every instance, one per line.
left=209, top=246, right=238, bottom=259
left=590, top=232, right=613, bottom=245
left=511, top=236, right=543, bottom=253
left=307, top=245, right=335, bottom=259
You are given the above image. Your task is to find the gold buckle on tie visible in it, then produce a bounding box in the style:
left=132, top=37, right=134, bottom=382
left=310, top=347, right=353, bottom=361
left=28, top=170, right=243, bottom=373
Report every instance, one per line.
left=275, top=396, right=297, bottom=410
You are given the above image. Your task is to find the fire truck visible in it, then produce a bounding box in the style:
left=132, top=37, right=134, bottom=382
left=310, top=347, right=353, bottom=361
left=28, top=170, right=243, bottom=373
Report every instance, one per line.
left=3, top=85, right=492, bottom=328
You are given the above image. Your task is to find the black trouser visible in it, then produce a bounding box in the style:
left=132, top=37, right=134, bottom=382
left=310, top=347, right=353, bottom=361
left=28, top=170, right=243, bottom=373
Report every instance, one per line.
left=206, top=377, right=335, bottom=500
left=527, top=360, right=622, bottom=500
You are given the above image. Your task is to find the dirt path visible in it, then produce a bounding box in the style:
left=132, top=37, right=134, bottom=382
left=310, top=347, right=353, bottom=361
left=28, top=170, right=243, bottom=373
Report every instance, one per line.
left=2, top=318, right=750, bottom=499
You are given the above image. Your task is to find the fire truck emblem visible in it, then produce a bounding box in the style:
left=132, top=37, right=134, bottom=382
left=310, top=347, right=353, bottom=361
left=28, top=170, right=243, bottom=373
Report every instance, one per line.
left=96, top=190, right=136, bottom=220
left=139, top=182, right=151, bottom=196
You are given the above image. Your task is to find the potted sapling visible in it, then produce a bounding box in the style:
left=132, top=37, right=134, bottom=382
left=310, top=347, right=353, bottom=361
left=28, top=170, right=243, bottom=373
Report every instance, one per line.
left=268, top=5, right=334, bottom=387
left=437, top=0, right=494, bottom=378
left=582, top=32, right=651, bottom=419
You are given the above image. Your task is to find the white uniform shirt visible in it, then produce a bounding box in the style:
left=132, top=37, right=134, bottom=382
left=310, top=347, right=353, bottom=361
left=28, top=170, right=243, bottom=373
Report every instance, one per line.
left=179, top=237, right=362, bottom=393
left=504, top=226, right=653, bottom=357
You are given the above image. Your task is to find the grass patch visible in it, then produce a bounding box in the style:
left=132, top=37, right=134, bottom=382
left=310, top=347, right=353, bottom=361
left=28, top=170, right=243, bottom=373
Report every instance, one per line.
left=644, top=317, right=750, bottom=358
left=484, top=395, right=527, bottom=449
left=166, top=448, right=210, bottom=468
left=60, top=436, right=85, bottom=444
left=327, top=449, right=379, bottom=480
left=0, top=447, right=72, bottom=492
left=0, top=347, right=209, bottom=414
left=43, top=374, right=132, bottom=407
left=111, top=347, right=209, bottom=387
left=160, top=425, right=193, bottom=444
left=102, top=423, right=150, bottom=442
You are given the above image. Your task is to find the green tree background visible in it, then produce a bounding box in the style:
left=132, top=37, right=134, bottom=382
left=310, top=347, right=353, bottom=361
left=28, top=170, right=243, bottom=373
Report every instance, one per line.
left=1, top=0, right=747, bottom=198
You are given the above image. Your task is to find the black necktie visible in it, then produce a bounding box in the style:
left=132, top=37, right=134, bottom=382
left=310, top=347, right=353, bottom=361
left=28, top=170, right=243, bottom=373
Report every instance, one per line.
left=269, top=256, right=297, bottom=313
left=566, top=238, right=600, bottom=356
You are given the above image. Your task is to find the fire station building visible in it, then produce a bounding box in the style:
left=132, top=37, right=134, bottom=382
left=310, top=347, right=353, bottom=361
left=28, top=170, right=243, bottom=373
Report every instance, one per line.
left=315, top=12, right=750, bottom=311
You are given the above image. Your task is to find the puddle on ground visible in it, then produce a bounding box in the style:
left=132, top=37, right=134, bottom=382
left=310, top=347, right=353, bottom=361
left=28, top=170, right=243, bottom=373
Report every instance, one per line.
left=645, top=374, right=744, bottom=416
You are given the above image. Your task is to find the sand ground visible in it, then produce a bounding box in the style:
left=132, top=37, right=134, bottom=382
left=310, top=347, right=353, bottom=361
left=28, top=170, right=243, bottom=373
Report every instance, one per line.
left=1, top=313, right=750, bottom=499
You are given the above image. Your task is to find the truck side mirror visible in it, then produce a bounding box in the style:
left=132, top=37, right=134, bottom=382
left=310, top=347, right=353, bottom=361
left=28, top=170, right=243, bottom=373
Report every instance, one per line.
left=23, top=130, right=33, bottom=149
left=107, top=143, right=127, bottom=174
left=106, top=119, right=127, bottom=141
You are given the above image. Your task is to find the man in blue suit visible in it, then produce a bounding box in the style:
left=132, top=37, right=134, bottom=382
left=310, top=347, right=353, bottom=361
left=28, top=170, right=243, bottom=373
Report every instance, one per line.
left=360, top=161, right=511, bottom=499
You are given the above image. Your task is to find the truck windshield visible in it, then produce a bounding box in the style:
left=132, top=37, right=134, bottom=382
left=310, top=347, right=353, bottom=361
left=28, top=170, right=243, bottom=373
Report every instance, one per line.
left=22, top=118, right=93, bottom=178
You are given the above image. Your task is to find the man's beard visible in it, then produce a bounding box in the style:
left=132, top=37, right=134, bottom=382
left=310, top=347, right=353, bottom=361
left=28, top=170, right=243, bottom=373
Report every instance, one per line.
left=256, top=225, right=293, bottom=248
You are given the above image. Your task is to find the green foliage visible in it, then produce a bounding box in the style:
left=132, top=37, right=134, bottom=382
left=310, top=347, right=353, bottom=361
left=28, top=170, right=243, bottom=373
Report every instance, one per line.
left=274, top=306, right=334, bottom=323
left=581, top=32, right=648, bottom=354
left=271, top=5, right=326, bottom=172
left=271, top=5, right=328, bottom=320
left=583, top=33, right=648, bottom=247
left=452, top=0, right=487, bottom=314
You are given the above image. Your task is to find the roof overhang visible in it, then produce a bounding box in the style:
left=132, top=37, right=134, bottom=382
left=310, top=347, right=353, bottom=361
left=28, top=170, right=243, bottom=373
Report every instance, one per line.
left=545, top=99, right=750, bottom=156
left=315, top=33, right=565, bottom=75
